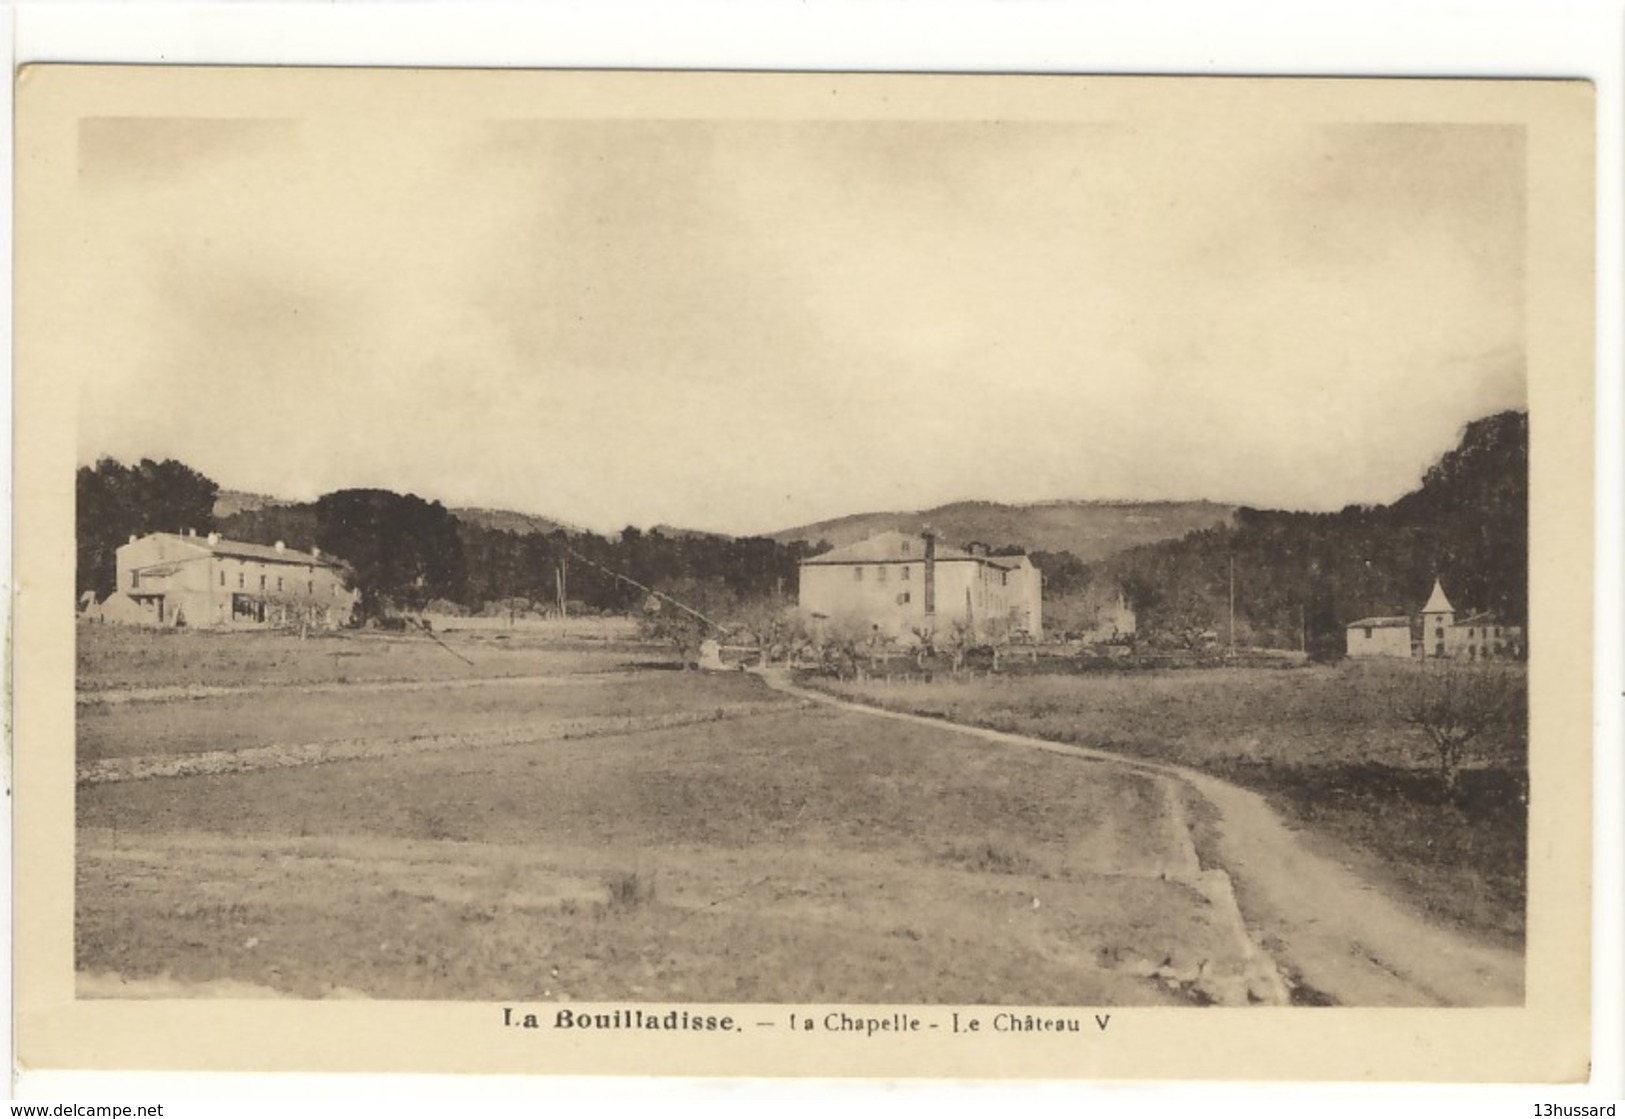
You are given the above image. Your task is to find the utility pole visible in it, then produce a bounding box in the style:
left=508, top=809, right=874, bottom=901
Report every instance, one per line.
left=1229, top=555, right=1236, bottom=657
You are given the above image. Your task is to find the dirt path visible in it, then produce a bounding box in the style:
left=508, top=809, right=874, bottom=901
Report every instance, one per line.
left=763, top=671, right=1523, bottom=1007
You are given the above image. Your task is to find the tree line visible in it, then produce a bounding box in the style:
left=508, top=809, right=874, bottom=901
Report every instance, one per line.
left=77, top=460, right=827, bottom=621
left=77, top=410, right=1524, bottom=643
left=1093, top=411, right=1528, bottom=656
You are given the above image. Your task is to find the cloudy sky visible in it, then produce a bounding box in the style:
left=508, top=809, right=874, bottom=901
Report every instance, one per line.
left=68, top=84, right=1526, bottom=535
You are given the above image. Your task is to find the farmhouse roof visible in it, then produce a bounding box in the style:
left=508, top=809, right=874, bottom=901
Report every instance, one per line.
left=1421, top=579, right=1455, bottom=615
left=1346, top=616, right=1411, bottom=629
left=138, top=531, right=341, bottom=569
left=799, top=530, right=1019, bottom=568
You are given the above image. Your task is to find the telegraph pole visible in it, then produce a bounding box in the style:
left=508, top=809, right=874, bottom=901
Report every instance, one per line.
left=1228, top=555, right=1236, bottom=656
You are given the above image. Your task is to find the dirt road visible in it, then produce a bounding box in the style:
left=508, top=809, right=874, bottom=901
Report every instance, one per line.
left=766, top=671, right=1524, bottom=1007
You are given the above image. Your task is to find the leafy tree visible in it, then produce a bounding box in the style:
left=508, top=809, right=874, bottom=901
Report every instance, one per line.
left=76, top=457, right=219, bottom=598
left=314, top=489, right=465, bottom=619
left=1095, top=411, right=1527, bottom=649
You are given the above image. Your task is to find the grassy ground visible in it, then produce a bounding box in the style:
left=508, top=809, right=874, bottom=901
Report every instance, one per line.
left=77, top=669, right=768, bottom=762
left=77, top=629, right=1256, bottom=1003
left=809, top=661, right=1527, bottom=947
left=76, top=622, right=644, bottom=692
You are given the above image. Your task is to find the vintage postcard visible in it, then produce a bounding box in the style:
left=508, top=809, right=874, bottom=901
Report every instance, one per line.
left=12, top=67, right=1595, bottom=1083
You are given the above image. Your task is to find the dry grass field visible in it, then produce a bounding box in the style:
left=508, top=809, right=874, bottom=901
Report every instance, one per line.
left=76, top=624, right=1265, bottom=1005
left=812, top=661, right=1528, bottom=947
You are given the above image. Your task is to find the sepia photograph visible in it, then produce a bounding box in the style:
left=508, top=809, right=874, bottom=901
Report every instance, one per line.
left=11, top=65, right=1597, bottom=1084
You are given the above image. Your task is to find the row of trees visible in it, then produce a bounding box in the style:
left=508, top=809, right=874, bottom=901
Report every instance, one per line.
left=77, top=457, right=827, bottom=623
left=1094, top=411, right=1528, bottom=656
left=76, top=458, right=220, bottom=598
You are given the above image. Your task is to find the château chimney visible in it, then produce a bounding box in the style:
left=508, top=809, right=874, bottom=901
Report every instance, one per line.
left=274, top=540, right=286, bottom=553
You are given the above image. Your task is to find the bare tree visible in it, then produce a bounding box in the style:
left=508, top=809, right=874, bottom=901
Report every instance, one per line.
left=1393, top=661, right=1523, bottom=796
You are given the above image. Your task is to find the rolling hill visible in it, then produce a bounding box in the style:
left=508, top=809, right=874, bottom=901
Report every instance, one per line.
left=769, top=500, right=1237, bottom=562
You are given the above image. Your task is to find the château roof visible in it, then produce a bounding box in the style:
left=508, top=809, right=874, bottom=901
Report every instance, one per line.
left=1421, top=579, right=1455, bottom=615
left=799, top=530, right=1018, bottom=568
left=134, top=531, right=341, bottom=569
left=1347, top=616, right=1411, bottom=629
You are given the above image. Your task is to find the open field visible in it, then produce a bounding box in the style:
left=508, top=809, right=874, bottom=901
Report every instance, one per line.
left=808, top=661, right=1528, bottom=947
left=76, top=621, right=646, bottom=693
left=77, top=626, right=1273, bottom=1005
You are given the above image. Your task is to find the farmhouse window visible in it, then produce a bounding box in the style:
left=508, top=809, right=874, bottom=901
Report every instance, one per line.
left=308, top=580, right=314, bottom=594
left=1364, top=627, right=1373, bottom=639
left=130, top=570, right=139, bottom=589
left=900, top=566, right=910, bottom=581
left=901, top=541, right=911, bottom=555
left=897, top=592, right=910, bottom=605
left=219, top=570, right=226, bottom=587
left=276, top=577, right=284, bottom=592
left=1468, top=627, right=1475, bottom=637
left=238, top=572, right=245, bottom=589
left=260, top=575, right=266, bottom=590
left=877, top=566, right=888, bottom=582
left=1435, top=642, right=1444, bottom=656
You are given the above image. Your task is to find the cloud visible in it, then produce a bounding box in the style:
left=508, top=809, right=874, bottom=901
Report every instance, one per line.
left=69, top=111, right=1527, bottom=533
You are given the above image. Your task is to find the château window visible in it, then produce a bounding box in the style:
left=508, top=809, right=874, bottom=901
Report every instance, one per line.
left=877, top=566, right=888, bottom=582
left=219, top=571, right=225, bottom=587
left=900, top=566, right=910, bottom=581
left=276, top=577, right=283, bottom=592
left=1364, top=627, right=1373, bottom=639
left=130, top=571, right=139, bottom=589
left=238, top=572, right=245, bottom=589
left=853, top=567, right=863, bottom=582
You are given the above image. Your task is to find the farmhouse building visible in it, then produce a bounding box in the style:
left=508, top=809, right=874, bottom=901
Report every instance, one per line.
left=1344, top=616, right=1413, bottom=658
left=93, top=530, right=356, bottom=629
left=798, top=530, right=1042, bottom=644
left=1345, top=578, right=1522, bottom=661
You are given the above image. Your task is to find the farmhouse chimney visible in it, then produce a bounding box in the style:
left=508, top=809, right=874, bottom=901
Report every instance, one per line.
left=274, top=540, right=286, bottom=553
left=923, top=528, right=937, bottom=628
left=312, top=546, right=320, bottom=560
left=128, top=534, right=138, bottom=545
left=207, top=532, right=220, bottom=546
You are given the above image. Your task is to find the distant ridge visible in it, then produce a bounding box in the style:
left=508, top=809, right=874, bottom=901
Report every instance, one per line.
left=769, top=499, right=1237, bottom=562
left=449, top=507, right=579, bottom=537
left=214, top=487, right=1231, bottom=561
